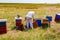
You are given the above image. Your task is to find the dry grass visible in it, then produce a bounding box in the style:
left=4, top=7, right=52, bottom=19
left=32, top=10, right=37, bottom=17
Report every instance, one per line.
left=0, top=4, right=60, bottom=40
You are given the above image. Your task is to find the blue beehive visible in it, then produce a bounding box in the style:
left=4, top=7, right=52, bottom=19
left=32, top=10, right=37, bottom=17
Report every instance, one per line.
left=35, top=19, right=41, bottom=26
left=46, top=16, right=52, bottom=21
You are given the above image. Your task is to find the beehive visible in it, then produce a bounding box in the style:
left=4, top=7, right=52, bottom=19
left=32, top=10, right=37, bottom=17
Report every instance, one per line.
left=42, top=19, right=50, bottom=28
left=16, top=18, right=22, bottom=27
left=34, top=18, right=42, bottom=27
left=46, top=16, right=52, bottom=21
left=16, top=19, right=24, bottom=31
left=0, top=19, right=7, bottom=34
left=33, top=21, right=38, bottom=28
left=55, top=14, right=60, bottom=22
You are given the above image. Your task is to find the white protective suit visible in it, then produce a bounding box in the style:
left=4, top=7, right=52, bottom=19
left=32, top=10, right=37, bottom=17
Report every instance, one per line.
left=25, top=11, right=35, bottom=29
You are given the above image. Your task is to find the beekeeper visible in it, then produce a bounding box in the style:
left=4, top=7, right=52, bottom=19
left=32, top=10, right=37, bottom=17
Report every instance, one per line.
left=25, top=11, right=35, bottom=29
left=15, top=15, right=22, bottom=20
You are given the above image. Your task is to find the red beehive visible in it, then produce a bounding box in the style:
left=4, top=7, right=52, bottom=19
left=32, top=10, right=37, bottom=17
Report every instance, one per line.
left=55, top=18, right=60, bottom=22
left=16, top=19, right=22, bottom=27
left=42, top=19, right=49, bottom=22
left=16, top=19, right=24, bottom=31
left=18, top=24, right=24, bottom=31
left=0, top=19, right=7, bottom=34
left=33, top=21, right=38, bottom=28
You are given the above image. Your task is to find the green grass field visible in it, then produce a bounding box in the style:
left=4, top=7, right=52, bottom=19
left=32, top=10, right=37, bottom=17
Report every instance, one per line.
left=0, top=4, right=60, bottom=40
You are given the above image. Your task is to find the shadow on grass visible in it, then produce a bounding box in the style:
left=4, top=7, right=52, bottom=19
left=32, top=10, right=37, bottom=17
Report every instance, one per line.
left=55, top=21, right=60, bottom=23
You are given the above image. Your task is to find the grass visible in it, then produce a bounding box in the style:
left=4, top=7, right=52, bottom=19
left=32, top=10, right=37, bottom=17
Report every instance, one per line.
left=0, top=4, right=60, bottom=40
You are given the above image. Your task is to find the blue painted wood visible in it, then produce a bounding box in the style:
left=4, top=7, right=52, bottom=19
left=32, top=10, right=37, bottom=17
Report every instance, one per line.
left=35, top=19, right=41, bottom=26
left=46, top=16, right=52, bottom=21
left=56, top=14, right=60, bottom=18
left=0, top=22, right=6, bottom=26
